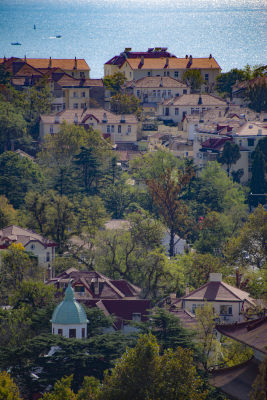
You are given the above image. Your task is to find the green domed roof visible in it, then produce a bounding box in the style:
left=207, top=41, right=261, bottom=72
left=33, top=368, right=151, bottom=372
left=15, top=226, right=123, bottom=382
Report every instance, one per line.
left=51, top=283, right=88, bottom=325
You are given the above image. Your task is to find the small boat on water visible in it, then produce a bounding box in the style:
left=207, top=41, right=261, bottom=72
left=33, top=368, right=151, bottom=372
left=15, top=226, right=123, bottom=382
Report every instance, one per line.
left=11, top=42, right=21, bottom=45
left=34, top=24, right=36, bottom=30
left=56, top=35, right=62, bottom=38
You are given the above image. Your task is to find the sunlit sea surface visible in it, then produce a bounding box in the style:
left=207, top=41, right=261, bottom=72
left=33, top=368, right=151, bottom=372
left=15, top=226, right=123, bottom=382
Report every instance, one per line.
left=0, top=0, right=266, bottom=77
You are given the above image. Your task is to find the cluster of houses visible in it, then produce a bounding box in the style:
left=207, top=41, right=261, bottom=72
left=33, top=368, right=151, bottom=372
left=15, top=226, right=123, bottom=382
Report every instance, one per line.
left=1, top=48, right=266, bottom=183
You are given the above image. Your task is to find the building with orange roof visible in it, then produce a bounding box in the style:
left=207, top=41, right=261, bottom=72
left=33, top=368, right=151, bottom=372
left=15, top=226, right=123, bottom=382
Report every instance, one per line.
left=104, top=49, right=221, bottom=90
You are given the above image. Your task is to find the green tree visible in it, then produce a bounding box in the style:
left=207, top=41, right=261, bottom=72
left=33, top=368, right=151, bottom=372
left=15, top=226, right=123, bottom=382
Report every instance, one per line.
left=103, top=72, right=126, bottom=94
left=0, top=151, right=44, bottom=208
left=0, top=101, right=27, bottom=152
left=0, top=371, right=22, bottom=400
left=74, top=147, right=101, bottom=194
left=9, top=281, right=56, bottom=311
left=23, top=191, right=49, bottom=233
left=224, top=205, right=267, bottom=269
left=0, top=243, right=36, bottom=300
left=216, top=68, right=247, bottom=97
left=182, top=69, right=204, bottom=91
left=0, top=195, right=17, bottom=228
left=42, top=375, right=76, bottom=400
left=77, top=376, right=101, bottom=400
left=247, top=80, right=267, bottom=112
left=0, top=64, right=11, bottom=84
left=250, top=148, right=266, bottom=207
left=101, top=182, right=133, bottom=219
left=99, top=333, right=207, bottom=400
left=218, top=141, right=241, bottom=177
left=110, top=93, right=141, bottom=115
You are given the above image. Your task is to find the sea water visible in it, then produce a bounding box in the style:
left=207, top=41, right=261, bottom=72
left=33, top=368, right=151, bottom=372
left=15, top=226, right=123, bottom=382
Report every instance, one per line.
left=0, top=0, right=266, bottom=77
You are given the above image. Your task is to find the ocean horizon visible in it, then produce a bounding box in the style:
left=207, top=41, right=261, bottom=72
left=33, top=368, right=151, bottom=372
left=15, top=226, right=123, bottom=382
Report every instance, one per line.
left=0, top=0, right=266, bottom=78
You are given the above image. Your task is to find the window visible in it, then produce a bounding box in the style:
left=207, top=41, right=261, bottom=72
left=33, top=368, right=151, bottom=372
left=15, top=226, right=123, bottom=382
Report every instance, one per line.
left=53, top=328, right=54, bottom=334
left=82, top=91, right=86, bottom=97
left=82, top=328, right=85, bottom=338
left=157, top=90, right=160, bottom=97
left=167, top=71, right=170, bottom=76
left=136, top=90, right=140, bottom=97
left=147, top=71, right=151, bottom=76
left=74, top=285, right=85, bottom=293
left=74, top=103, right=78, bottom=109
left=174, top=71, right=179, bottom=78
left=69, top=329, right=76, bottom=338
left=46, top=252, right=50, bottom=262
left=107, top=125, right=111, bottom=133
left=167, top=90, right=171, bottom=97
left=164, top=71, right=166, bottom=76
left=58, top=329, right=63, bottom=335
left=192, top=304, right=203, bottom=314
left=175, top=108, right=179, bottom=115
left=31, top=244, right=35, bottom=250
left=80, top=72, right=85, bottom=78
left=239, top=139, right=242, bottom=146
left=118, top=125, right=121, bottom=133
left=247, top=138, right=255, bottom=147
left=205, top=74, right=209, bottom=81
left=111, top=125, right=114, bottom=133
left=132, top=313, right=141, bottom=322
left=73, top=91, right=77, bottom=98
left=183, top=89, right=187, bottom=94
left=153, top=90, right=156, bottom=97
left=127, top=125, right=131, bottom=134
left=50, top=125, right=54, bottom=134
left=165, top=107, right=169, bottom=116
left=220, top=305, right=233, bottom=315
left=163, top=90, right=166, bottom=97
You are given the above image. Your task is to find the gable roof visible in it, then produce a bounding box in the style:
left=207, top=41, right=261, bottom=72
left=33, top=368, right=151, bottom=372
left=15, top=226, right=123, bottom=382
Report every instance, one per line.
left=163, top=94, right=227, bottom=107
left=105, top=48, right=176, bottom=66
left=0, top=57, right=90, bottom=71
left=183, top=280, right=255, bottom=305
left=48, top=268, right=142, bottom=300
left=124, top=57, right=221, bottom=71
left=0, top=225, right=56, bottom=248
left=216, top=316, right=267, bottom=354
left=126, top=76, right=188, bottom=89
left=201, top=136, right=232, bottom=151
left=40, top=108, right=138, bottom=125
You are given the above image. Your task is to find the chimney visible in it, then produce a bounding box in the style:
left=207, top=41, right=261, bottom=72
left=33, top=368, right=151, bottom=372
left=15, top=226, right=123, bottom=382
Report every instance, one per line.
left=102, top=112, right=107, bottom=123
left=74, top=56, right=77, bottom=70
left=189, top=55, right=192, bottom=61
left=49, top=57, right=52, bottom=68
left=185, top=55, right=188, bottom=59
left=198, top=95, right=202, bottom=105
left=91, top=278, right=99, bottom=296
left=3, top=56, right=6, bottom=62
left=209, top=54, right=212, bottom=59
left=185, top=286, right=190, bottom=295
left=165, top=57, right=169, bottom=68
left=24, top=55, right=27, bottom=63
left=209, top=273, right=222, bottom=282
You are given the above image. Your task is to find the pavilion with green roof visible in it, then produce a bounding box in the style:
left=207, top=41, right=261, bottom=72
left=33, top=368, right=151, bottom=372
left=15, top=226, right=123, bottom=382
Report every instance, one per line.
left=51, top=282, right=88, bottom=339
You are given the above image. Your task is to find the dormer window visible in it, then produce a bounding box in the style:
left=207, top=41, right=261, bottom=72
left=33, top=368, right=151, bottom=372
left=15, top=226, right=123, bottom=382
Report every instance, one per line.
left=31, top=244, right=35, bottom=250
left=102, top=113, right=107, bottom=123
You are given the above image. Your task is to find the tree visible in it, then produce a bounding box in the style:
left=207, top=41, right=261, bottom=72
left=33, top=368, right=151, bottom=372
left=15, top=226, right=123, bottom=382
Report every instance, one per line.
left=147, top=167, right=194, bottom=257
left=77, top=376, right=101, bottom=400
left=224, top=205, right=267, bottom=269
left=250, top=148, right=266, bottom=207
left=99, top=333, right=207, bottom=400
left=23, top=191, right=49, bottom=233
left=0, top=101, right=26, bottom=152
left=42, top=375, right=76, bottom=400
left=103, top=72, right=126, bottom=94
left=250, top=357, right=267, bottom=400
left=0, top=195, right=17, bottom=228
left=182, top=69, right=204, bottom=91
left=0, top=151, right=44, bottom=208
left=74, top=147, right=101, bottom=194
left=218, top=141, right=241, bottom=177
left=216, top=68, right=247, bottom=97
left=101, top=182, right=133, bottom=219
left=0, top=371, right=22, bottom=400
left=110, top=93, right=141, bottom=115
left=0, top=243, right=37, bottom=300
left=9, top=281, right=56, bottom=311
left=246, top=79, right=267, bottom=112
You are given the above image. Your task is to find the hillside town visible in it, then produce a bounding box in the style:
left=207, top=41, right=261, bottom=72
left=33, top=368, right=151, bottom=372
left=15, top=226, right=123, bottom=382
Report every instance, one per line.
left=0, top=49, right=266, bottom=399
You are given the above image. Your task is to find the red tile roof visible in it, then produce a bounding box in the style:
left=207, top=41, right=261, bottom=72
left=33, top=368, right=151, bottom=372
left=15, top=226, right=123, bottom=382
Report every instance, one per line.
left=201, top=137, right=232, bottom=151
left=0, top=57, right=90, bottom=71
left=105, top=49, right=176, bottom=66
left=125, top=57, right=221, bottom=71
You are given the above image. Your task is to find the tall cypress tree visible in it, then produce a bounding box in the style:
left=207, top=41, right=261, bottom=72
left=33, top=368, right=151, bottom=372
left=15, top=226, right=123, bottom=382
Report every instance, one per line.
left=250, top=148, right=266, bottom=206
left=74, top=147, right=101, bottom=194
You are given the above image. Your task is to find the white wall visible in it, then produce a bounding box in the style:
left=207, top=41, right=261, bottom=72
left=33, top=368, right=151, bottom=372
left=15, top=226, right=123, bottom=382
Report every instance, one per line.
left=52, top=323, right=87, bottom=339
left=25, top=241, right=54, bottom=267
left=183, top=300, right=244, bottom=323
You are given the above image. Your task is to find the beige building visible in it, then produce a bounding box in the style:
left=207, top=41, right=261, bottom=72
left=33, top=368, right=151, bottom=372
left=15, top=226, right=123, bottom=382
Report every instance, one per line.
left=0, top=225, right=56, bottom=267
left=158, top=94, right=227, bottom=123
left=125, top=76, right=189, bottom=104
left=40, top=108, right=141, bottom=145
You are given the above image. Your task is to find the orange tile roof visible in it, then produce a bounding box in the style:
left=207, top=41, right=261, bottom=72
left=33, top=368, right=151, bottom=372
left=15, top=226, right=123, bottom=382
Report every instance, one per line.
left=0, top=57, right=90, bottom=71
left=125, top=57, right=221, bottom=70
